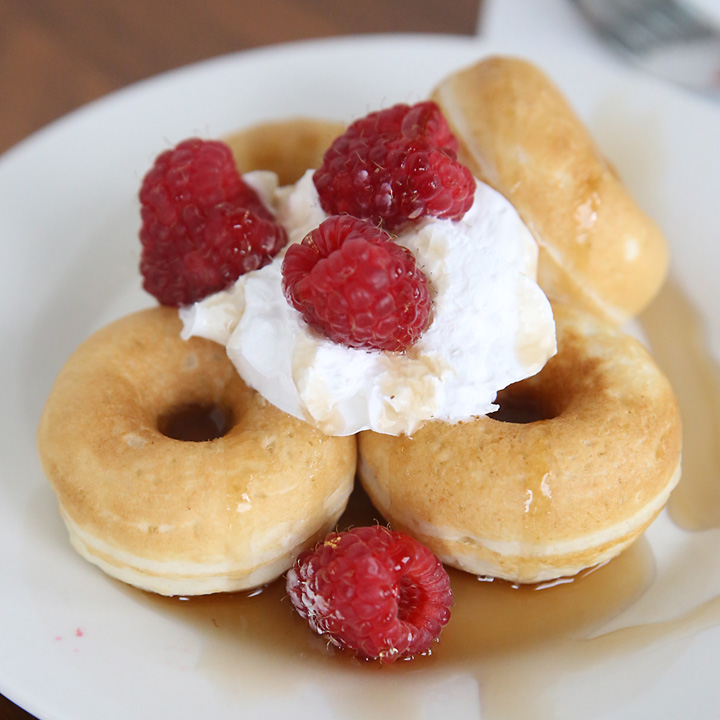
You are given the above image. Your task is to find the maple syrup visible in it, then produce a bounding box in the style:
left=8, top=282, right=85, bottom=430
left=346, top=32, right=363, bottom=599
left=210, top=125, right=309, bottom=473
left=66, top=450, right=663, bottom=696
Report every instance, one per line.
left=135, top=280, right=720, bottom=717
left=640, top=280, right=720, bottom=530
left=139, top=484, right=655, bottom=715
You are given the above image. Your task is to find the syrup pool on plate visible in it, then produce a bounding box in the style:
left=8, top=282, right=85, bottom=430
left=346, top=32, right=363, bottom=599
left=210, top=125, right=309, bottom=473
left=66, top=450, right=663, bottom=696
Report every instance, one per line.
left=134, top=480, right=652, bottom=718
left=131, top=282, right=720, bottom=720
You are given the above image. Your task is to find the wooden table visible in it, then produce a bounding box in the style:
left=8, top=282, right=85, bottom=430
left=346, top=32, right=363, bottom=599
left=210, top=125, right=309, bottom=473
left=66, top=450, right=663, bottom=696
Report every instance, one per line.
left=0, top=1, right=480, bottom=717
left=0, top=0, right=480, bottom=155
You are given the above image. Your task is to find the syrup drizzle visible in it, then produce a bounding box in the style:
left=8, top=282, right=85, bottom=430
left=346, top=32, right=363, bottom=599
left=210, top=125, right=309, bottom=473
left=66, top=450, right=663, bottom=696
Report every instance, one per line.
left=134, top=280, right=720, bottom=717
left=640, top=280, right=720, bottom=530
left=139, top=486, right=656, bottom=718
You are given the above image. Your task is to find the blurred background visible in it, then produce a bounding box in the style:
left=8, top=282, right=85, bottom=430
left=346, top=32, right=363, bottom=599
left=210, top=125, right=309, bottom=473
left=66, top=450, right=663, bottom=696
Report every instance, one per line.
left=3, top=0, right=719, bottom=158
left=0, top=0, right=481, bottom=156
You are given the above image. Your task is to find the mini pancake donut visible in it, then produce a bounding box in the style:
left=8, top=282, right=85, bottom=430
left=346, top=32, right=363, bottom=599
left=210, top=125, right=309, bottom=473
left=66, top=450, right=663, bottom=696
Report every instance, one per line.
left=37, top=307, right=356, bottom=596
left=224, top=117, right=346, bottom=184
left=358, top=302, right=682, bottom=584
left=432, top=56, right=668, bottom=325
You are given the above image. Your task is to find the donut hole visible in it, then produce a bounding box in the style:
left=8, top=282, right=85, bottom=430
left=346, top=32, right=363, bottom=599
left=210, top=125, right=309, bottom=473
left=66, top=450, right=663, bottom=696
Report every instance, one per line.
left=489, top=381, right=562, bottom=424
left=158, top=402, right=235, bottom=442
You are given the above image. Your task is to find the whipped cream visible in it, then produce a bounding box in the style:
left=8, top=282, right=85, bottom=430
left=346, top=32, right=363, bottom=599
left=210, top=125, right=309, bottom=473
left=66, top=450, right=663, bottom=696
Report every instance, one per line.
left=181, top=170, right=556, bottom=436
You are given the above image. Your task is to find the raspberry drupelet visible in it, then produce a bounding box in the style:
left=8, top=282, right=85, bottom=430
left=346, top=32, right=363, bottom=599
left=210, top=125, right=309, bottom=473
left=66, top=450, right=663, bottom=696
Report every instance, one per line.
left=286, top=526, right=453, bottom=662
left=139, top=137, right=287, bottom=306
left=281, top=215, right=432, bottom=352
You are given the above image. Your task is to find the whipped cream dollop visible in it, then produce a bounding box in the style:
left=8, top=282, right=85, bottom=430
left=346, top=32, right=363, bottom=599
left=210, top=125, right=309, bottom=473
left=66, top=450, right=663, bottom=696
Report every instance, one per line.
left=180, top=170, right=556, bottom=436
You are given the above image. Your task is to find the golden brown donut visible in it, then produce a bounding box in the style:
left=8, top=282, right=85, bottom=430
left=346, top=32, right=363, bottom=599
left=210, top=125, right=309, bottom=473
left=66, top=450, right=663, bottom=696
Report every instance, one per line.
left=224, top=117, right=346, bottom=183
left=432, top=56, right=669, bottom=325
left=358, top=302, right=682, bottom=584
left=37, top=307, right=356, bottom=596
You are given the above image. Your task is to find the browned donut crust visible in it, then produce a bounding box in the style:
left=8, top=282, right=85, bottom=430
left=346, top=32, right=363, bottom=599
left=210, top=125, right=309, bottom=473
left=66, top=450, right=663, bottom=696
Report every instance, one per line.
left=37, top=307, right=356, bottom=595
left=432, top=56, right=669, bottom=325
left=358, top=303, right=681, bottom=583
left=225, top=117, right=346, bottom=183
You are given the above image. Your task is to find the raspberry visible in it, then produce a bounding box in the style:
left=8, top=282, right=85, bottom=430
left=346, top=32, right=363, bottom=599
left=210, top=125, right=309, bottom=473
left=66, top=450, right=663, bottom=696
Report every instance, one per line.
left=281, top=215, right=431, bottom=351
left=313, top=102, right=475, bottom=232
left=286, top=526, right=452, bottom=662
left=341, top=101, right=458, bottom=155
left=139, top=137, right=287, bottom=306
left=400, top=101, right=460, bottom=156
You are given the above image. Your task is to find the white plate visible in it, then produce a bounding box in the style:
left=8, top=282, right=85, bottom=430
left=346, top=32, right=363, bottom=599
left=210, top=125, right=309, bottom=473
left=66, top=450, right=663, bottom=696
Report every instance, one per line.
left=2, top=34, right=719, bottom=720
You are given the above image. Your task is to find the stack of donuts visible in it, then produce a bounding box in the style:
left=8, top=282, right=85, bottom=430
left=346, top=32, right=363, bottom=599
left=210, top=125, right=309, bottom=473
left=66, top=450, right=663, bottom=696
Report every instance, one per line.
left=360, top=57, right=680, bottom=583
left=37, top=56, right=681, bottom=595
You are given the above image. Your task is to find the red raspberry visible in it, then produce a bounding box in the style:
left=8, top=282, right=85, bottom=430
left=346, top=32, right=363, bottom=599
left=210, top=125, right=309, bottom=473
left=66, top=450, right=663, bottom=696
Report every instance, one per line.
left=399, top=101, right=460, bottom=156
left=286, top=526, right=452, bottom=662
left=281, top=215, right=432, bottom=352
left=139, top=138, right=287, bottom=306
left=313, top=102, right=475, bottom=232
left=342, top=101, right=459, bottom=156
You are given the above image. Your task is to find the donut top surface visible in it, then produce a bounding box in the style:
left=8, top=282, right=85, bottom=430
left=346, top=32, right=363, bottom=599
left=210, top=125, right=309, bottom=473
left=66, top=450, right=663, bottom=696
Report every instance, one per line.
left=358, top=302, right=682, bottom=582
left=37, top=307, right=357, bottom=571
